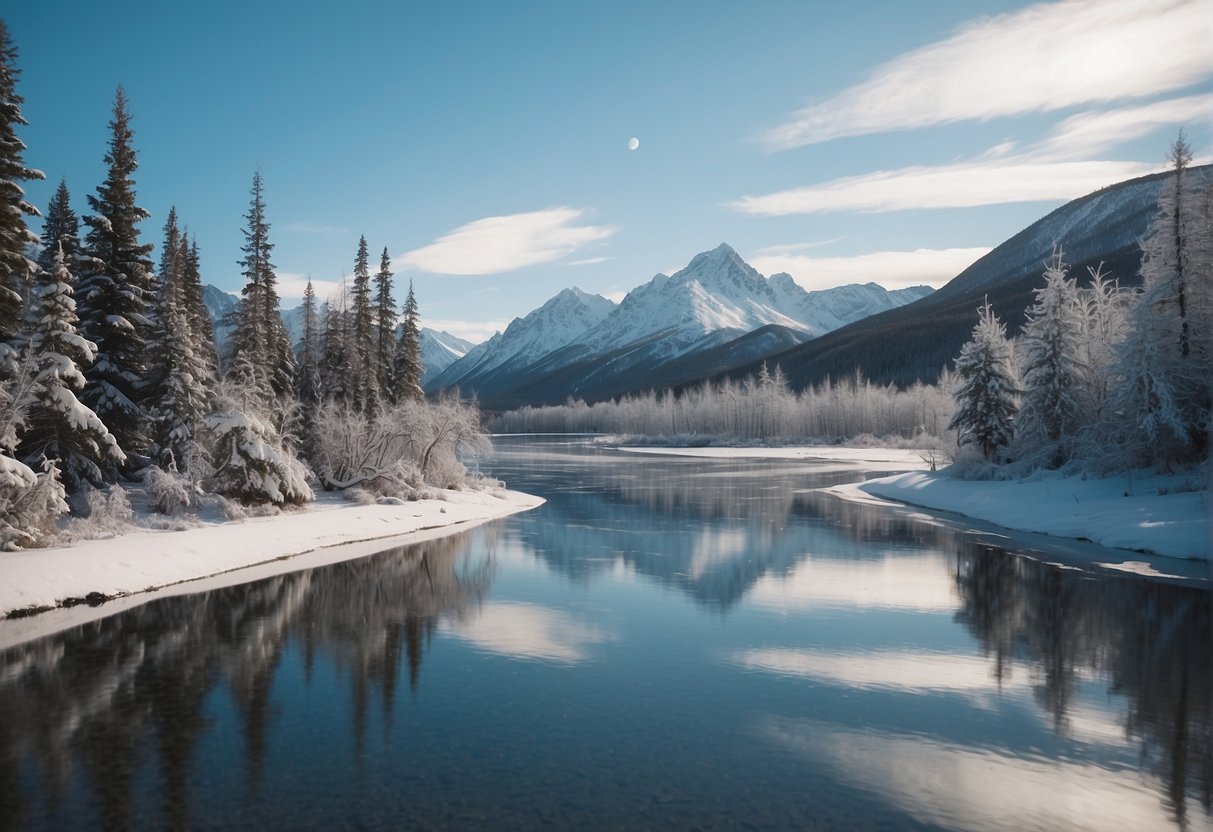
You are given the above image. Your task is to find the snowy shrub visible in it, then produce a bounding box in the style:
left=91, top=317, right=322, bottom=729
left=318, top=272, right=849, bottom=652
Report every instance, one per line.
left=0, top=456, right=68, bottom=550
left=142, top=465, right=194, bottom=515
left=203, top=409, right=313, bottom=506
left=313, top=395, right=488, bottom=496
left=56, top=483, right=136, bottom=542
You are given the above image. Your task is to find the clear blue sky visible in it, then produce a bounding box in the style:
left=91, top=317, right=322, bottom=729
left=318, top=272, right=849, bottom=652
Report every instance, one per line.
left=8, top=0, right=1210, bottom=341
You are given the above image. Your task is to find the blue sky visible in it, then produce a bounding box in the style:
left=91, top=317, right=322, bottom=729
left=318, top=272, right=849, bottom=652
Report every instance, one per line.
left=8, top=0, right=1211, bottom=341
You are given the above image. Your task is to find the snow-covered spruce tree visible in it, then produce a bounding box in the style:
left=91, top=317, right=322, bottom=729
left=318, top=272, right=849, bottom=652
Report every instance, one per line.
left=0, top=20, right=43, bottom=381
left=18, top=243, right=125, bottom=491
left=1075, top=263, right=1127, bottom=430
left=393, top=280, right=423, bottom=402
left=1014, top=248, right=1085, bottom=469
left=225, top=171, right=294, bottom=407
left=180, top=234, right=219, bottom=382
left=374, top=247, right=397, bottom=402
left=77, top=87, right=155, bottom=475
left=948, top=300, right=1018, bottom=462
left=293, top=279, right=322, bottom=461
left=147, top=210, right=212, bottom=473
left=349, top=235, right=379, bottom=413
left=35, top=179, right=80, bottom=274
left=203, top=379, right=312, bottom=506
left=0, top=351, right=68, bottom=550
left=318, top=290, right=351, bottom=405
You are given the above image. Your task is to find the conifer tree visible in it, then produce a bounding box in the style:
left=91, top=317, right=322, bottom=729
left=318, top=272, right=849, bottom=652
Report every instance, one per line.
left=1015, top=249, right=1084, bottom=468
left=349, top=235, right=378, bottom=412
left=77, top=87, right=155, bottom=474
left=374, top=247, right=396, bottom=400
left=319, top=291, right=351, bottom=406
left=227, top=171, right=294, bottom=407
left=147, top=209, right=211, bottom=472
left=36, top=179, right=78, bottom=274
left=180, top=235, right=218, bottom=382
left=393, top=280, right=423, bottom=402
left=294, top=279, right=322, bottom=460
left=20, top=244, right=125, bottom=490
left=948, top=300, right=1018, bottom=461
left=0, top=20, right=43, bottom=380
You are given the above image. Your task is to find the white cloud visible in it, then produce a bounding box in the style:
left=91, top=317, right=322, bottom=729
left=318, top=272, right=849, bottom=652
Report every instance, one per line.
left=736, top=648, right=1020, bottom=694
left=275, top=272, right=346, bottom=304
left=750, top=246, right=993, bottom=290
left=601, top=290, right=629, bottom=304
left=419, top=317, right=508, bottom=343
left=733, top=159, right=1161, bottom=215
left=762, top=0, right=1213, bottom=149
left=1035, top=93, right=1213, bottom=160
left=395, top=207, right=617, bottom=275
left=567, top=256, right=610, bottom=266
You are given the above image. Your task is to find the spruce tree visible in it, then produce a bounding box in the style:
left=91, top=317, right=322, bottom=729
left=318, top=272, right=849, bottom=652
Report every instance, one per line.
left=227, top=171, right=294, bottom=407
left=1015, top=249, right=1084, bottom=468
left=181, top=235, right=218, bottom=383
left=318, top=291, right=351, bottom=406
left=374, top=247, right=396, bottom=401
left=948, top=300, right=1018, bottom=461
left=294, top=279, right=322, bottom=460
left=36, top=179, right=79, bottom=274
left=77, top=87, right=155, bottom=475
left=20, top=244, right=125, bottom=491
left=393, top=280, right=423, bottom=402
left=0, top=20, right=43, bottom=380
left=349, top=235, right=378, bottom=412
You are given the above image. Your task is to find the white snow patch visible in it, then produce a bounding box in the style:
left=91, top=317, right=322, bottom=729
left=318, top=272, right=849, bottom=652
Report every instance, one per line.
left=0, top=487, right=544, bottom=621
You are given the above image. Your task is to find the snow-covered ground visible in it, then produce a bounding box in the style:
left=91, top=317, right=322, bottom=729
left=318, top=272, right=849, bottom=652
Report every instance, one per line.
left=0, top=487, right=543, bottom=620
left=621, top=444, right=1210, bottom=563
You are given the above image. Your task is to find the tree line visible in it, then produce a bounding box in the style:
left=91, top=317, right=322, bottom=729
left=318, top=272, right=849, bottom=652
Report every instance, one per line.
left=0, top=21, right=481, bottom=550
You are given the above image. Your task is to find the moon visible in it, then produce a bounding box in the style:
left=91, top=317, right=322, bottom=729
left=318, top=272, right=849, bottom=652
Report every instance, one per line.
left=628, top=137, right=640, bottom=151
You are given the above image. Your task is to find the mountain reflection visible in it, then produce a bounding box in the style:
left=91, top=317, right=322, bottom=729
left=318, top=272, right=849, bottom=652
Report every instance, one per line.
left=0, top=532, right=490, bottom=832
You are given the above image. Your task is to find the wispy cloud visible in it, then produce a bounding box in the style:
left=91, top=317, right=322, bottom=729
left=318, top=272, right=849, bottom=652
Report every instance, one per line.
left=732, top=160, right=1160, bottom=215
left=1034, top=93, right=1213, bottom=160
left=395, top=207, right=617, bottom=275
left=275, top=272, right=346, bottom=303
left=567, top=256, right=610, bottom=266
left=750, top=247, right=992, bottom=290
left=761, top=0, right=1213, bottom=150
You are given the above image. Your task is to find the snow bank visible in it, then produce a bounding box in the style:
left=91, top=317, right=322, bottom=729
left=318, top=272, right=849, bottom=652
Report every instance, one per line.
left=0, top=487, right=543, bottom=619
left=849, top=469, right=1210, bottom=561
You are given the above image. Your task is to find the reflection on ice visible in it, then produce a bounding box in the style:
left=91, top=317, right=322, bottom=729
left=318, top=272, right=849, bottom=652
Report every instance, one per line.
left=763, top=717, right=1166, bottom=832
left=443, top=602, right=612, bottom=663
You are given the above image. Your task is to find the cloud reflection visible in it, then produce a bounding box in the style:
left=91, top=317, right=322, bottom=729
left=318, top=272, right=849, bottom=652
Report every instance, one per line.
left=443, top=602, right=611, bottom=664
left=763, top=718, right=1168, bottom=832
left=734, top=648, right=1019, bottom=694
left=748, top=554, right=957, bottom=614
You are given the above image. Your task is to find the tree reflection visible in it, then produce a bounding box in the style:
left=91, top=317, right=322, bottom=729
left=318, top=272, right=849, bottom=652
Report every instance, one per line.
left=0, top=530, right=489, bottom=830
left=955, top=548, right=1212, bottom=829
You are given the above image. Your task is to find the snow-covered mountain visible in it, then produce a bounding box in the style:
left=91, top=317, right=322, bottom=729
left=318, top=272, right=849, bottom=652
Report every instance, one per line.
left=202, top=284, right=240, bottom=351
left=430, top=287, right=616, bottom=392
left=426, top=243, right=933, bottom=407
left=420, top=328, right=475, bottom=386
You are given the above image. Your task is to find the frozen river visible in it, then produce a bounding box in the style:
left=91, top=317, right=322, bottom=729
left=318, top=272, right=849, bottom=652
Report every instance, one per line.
left=1, top=436, right=1208, bottom=830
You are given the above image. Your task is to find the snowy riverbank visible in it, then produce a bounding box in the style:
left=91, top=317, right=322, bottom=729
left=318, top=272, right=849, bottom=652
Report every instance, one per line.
left=621, top=444, right=1210, bottom=562
left=0, top=487, right=543, bottom=619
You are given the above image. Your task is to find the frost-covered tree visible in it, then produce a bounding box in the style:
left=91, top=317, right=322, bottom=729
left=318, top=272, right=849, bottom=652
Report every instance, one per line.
left=294, top=279, right=322, bottom=460
left=374, top=247, right=397, bottom=401
left=203, top=381, right=312, bottom=506
left=393, top=280, right=423, bottom=402
left=147, top=210, right=212, bottom=473
left=35, top=179, right=79, bottom=274
left=180, top=234, right=218, bottom=381
left=0, top=20, right=43, bottom=381
left=77, top=87, right=155, bottom=474
left=1015, top=249, right=1085, bottom=468
left=226, top=171, right=294, bottom=406
left=319, top=289, right=351, bottom=406
left=1075, top=264, right=1127, bottom=428
left=948, top=300, right=1018, bottom=461
left=19, top=244, right=125, bottom=490
left=349, top=235, right=378, bottom=413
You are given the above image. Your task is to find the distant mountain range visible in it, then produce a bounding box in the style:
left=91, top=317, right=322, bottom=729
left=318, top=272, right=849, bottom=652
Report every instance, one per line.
left=427, top=243, right=932, bottom=408
left=202, top=165, right=1200, bottom=409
